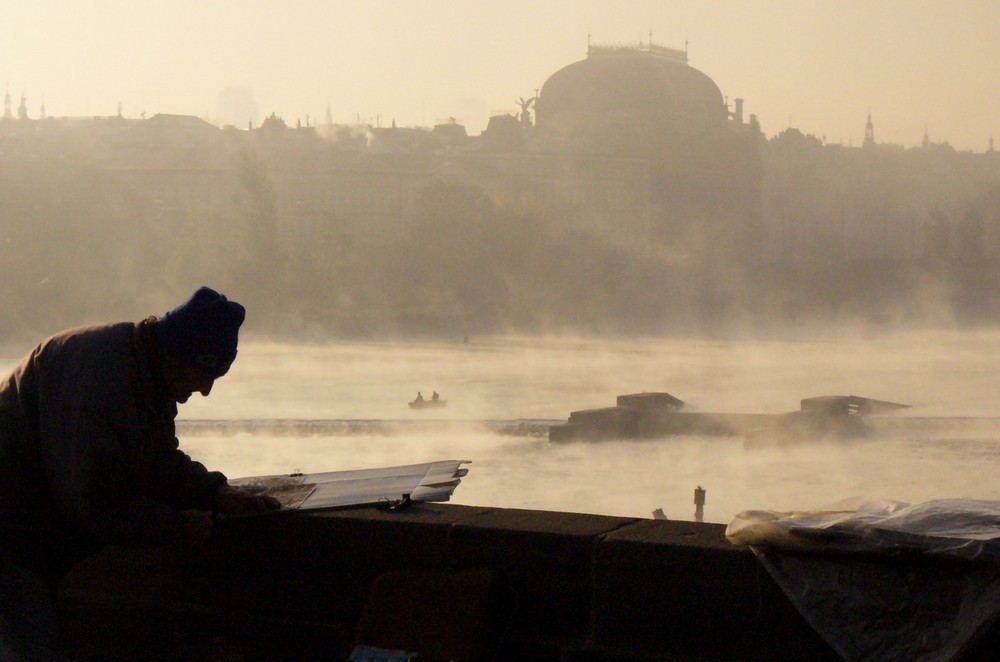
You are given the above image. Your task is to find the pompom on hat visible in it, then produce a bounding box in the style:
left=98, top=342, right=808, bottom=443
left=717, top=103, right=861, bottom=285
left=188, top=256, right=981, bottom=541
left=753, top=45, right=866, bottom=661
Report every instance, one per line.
left=154, top=286, right=245, bottom=377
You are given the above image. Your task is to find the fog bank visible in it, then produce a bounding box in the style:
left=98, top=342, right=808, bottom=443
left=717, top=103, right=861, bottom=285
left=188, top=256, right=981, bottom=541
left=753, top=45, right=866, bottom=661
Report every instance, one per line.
left=158, top=332, right=1000, bottom=523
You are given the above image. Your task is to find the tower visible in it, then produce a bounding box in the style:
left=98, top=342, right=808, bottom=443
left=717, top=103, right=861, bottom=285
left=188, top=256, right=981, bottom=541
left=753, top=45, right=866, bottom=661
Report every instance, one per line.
left=3, top=85, right=11, bottom=119
left=863, top=109, right=875, bottom=148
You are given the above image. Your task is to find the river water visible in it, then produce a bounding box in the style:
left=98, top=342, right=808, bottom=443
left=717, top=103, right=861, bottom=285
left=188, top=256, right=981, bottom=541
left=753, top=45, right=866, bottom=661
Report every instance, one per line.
left=7, top=330, right=1000, bottom=524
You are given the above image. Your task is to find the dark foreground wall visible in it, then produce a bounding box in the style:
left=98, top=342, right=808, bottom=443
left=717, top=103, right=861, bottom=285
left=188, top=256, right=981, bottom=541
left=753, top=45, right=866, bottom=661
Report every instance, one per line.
left=55, top=503, right=999, bottom=661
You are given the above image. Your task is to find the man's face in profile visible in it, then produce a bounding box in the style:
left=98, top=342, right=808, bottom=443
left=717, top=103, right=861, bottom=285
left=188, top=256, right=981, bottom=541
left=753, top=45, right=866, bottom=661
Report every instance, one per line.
left=162, top=355, right=218, bottom=403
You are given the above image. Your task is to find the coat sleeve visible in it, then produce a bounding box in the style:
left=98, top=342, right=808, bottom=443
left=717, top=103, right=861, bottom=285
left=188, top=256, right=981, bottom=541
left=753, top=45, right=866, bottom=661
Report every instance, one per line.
left=142, top=432, right=229, bottom=512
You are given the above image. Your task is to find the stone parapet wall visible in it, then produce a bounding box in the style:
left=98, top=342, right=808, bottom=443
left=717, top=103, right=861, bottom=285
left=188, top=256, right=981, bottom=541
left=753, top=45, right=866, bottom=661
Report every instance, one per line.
left=56, top=503, right=892, bottom=659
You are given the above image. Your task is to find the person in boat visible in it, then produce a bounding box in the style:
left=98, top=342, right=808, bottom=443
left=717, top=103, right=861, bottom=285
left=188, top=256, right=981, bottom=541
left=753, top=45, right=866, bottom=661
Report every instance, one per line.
left=415, top=392, right=424, bottom=402
left=0, top=286, right=280, bottom=656
left=431, top=391, right=440, bottom=401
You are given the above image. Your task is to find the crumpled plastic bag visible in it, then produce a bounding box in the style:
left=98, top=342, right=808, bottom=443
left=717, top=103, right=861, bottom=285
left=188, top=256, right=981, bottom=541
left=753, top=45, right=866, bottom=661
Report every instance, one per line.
left=727, top=496, right=1000, bottom=560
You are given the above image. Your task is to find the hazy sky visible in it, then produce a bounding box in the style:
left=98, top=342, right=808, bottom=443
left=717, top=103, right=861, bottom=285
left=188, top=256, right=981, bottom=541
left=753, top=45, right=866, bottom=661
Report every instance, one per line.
left=2, top=1, right=998, bottom=151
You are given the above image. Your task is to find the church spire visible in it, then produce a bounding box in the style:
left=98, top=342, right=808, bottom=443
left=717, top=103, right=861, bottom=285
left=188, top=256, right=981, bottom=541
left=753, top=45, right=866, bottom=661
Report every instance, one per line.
left=863, top=108, right=875, bottom=148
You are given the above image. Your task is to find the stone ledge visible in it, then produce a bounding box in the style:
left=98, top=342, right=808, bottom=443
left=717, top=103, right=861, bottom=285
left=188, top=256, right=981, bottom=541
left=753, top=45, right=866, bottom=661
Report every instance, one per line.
left=58, top=503, right=844, bottom=660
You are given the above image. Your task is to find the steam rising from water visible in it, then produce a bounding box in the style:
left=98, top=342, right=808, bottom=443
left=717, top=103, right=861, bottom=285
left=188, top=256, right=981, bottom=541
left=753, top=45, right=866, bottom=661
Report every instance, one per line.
left=175, top=331, right=1000, bottom=421
left=7, top=332, right=1000, bottom=523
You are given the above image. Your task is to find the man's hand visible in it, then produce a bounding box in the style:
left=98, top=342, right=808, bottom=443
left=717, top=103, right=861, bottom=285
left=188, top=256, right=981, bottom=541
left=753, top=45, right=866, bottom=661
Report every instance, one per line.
left=213, top=485, right=282, bottom=514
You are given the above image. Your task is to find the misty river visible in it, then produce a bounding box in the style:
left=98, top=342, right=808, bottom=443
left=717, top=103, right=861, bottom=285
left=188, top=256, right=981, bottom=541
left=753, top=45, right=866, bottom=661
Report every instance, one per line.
left=8, top=330, right=1000, bottom=525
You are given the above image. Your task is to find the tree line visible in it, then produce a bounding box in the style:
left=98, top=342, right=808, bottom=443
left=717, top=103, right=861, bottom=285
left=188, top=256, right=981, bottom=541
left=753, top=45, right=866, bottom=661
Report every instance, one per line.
left=2, top=148, right=999, bottom=347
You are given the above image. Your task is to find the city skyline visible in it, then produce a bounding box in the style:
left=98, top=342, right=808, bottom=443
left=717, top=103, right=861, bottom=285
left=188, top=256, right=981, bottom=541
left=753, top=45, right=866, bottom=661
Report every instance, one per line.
left=2, top=0, right=999, bottom=151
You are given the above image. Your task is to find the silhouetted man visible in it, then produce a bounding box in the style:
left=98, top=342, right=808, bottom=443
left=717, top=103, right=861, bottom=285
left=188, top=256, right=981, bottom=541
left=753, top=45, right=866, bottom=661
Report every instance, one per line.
left=0, top=286, right=279, bottom=657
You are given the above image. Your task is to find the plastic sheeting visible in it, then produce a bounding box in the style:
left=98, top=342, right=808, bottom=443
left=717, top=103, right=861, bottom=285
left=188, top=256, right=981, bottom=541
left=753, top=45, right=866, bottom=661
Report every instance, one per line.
left=229, top=460, right=470, bottom=510
left=727, top=498, right=1000, bottom=661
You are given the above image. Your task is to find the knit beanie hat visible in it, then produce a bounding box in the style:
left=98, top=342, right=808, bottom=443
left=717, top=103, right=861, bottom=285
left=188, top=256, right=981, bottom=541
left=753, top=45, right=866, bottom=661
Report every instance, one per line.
left=154, top=286, right=245, bottom=377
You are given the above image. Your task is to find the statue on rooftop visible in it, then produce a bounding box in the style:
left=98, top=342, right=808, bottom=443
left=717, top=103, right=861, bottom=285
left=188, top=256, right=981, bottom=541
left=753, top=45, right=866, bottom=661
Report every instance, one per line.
left=517, top=95, right=537, bottom=129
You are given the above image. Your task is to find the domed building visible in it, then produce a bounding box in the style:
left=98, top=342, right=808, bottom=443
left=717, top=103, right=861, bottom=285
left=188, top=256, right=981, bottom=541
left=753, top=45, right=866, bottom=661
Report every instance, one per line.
left=535, top=41, right=727, bottom=156
left=533, top=40, right=763, bottom=255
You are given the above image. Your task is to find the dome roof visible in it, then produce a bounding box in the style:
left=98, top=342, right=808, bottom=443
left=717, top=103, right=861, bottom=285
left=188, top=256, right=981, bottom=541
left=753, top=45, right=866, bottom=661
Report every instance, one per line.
left=535, top=45, right=727, bottom=154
